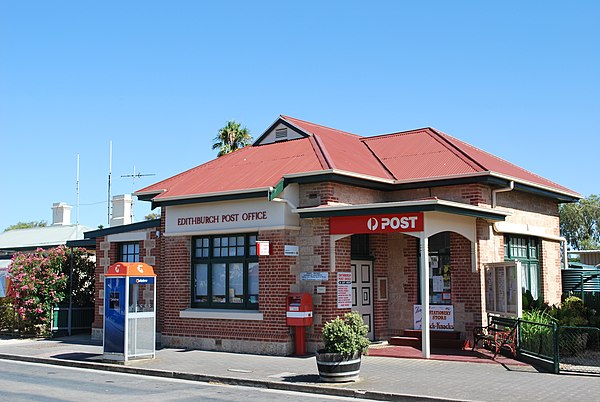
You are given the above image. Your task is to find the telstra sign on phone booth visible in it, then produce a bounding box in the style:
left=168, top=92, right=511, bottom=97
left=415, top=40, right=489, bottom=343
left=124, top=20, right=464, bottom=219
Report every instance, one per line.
left=103, top=262, right=156, bottom=362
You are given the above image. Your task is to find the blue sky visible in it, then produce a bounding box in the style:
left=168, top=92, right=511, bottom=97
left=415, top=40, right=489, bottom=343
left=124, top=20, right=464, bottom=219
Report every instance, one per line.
left=1, top=1, right=598, bottom=231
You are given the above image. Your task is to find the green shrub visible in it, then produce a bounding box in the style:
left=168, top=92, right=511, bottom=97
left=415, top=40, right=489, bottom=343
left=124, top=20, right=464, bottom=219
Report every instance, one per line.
left=549, top=296, right=592, bottom=327
left=520, top=309, right=556, bottom=357
left=322, top=312, right=370, bottom=356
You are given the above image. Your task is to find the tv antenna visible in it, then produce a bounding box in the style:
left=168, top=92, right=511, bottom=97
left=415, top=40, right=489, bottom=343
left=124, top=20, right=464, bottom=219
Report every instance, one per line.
left=121, top=166, right=156, bottom=190
left=121, top=166, right=156, bottom=221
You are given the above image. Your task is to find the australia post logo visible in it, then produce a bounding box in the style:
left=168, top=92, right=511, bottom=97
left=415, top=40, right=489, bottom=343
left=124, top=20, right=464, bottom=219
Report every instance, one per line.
left=330, top=213, right=424, bottom=235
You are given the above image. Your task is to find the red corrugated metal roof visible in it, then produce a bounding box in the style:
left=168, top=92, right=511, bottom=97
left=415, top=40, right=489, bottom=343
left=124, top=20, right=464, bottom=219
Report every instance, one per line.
left=282, top=116, right=393, bottom=179
left=431, top=129, right=576, bottom=194
left=137, top=137, right=324, bottom=200
left=137, top=116, right=579, bottom=202
left=363, top=129, right=482, bottom=181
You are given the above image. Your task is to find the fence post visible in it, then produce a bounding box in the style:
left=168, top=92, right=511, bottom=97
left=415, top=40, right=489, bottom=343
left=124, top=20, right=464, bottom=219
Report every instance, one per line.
left=553, top=322, right=560, bottom=374
left=516, top=317, right=521, bottom=354
left=68, top=248, right=74, bottom=337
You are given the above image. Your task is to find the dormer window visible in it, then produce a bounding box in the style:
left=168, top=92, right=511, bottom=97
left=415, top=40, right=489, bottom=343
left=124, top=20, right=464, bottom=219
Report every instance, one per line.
left=275, top=128, right=288, bottom=141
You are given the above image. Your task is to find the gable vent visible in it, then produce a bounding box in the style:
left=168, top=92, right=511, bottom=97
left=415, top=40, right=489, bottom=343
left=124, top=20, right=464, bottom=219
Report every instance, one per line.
left=275, top=128, right=288, bottom=141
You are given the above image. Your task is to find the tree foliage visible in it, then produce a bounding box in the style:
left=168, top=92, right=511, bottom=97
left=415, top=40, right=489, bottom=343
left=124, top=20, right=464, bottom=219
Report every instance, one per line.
left=212, top=120, right=252, bottom=157
left=145, top=211, right=161, bottom=220
left=5, top=246, right=95, bottom=336
left=4, top=221, right=47, bottom=232
left=559, top=194, right=600, bottom=250
left=8, top=247, right=68, bottom=335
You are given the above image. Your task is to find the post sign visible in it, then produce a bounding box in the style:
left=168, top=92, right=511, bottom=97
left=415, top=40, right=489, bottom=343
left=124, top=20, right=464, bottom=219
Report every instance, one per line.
left=337, top=272, right=352, bottom=308
left=165, top=199, right=299, bottom=235
left=330, top=213, right=424, bottom=235
left=413, top=304, right=454, bottom=331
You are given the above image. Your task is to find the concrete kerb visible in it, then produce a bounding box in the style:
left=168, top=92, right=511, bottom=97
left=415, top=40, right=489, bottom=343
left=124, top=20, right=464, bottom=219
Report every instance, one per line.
left=0, top=353, right=453, bottom=402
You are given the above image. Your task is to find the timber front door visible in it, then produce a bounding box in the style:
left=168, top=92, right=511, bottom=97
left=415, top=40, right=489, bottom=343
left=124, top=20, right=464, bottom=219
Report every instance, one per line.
left=351, top=260, right=374, bottom=340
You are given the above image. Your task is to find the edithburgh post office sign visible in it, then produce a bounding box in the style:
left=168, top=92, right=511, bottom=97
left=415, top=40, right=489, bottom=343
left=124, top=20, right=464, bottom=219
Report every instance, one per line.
left=165, top=199, right=298, bottom=234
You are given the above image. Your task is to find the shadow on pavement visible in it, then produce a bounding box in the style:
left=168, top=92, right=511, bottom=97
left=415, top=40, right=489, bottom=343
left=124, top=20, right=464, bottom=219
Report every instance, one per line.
left=51, top=352, right=102, bottom=361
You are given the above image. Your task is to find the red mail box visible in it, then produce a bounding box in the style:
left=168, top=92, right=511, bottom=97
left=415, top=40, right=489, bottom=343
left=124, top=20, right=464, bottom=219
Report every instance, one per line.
left=286, top=293, right=313, bottom=326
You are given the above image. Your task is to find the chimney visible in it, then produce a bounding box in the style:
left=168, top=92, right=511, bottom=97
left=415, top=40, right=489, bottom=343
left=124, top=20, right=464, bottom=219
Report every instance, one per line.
left=110, top=194, right=133, bottom=227
left=52, top=202, right=72, bottom=226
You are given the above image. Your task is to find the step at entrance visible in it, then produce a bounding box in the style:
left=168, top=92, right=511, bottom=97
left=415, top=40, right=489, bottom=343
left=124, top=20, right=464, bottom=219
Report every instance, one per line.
left=389, top=330, right=463, bottom=350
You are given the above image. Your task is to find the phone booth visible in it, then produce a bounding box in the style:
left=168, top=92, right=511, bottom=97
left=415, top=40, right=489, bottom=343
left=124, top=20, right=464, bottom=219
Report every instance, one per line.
left=103, top=262, right=156, bottom=362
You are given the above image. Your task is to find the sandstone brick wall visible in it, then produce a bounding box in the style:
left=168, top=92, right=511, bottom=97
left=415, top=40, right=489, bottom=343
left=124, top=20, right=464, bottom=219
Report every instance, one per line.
left=156, top=228, right=302, bottom=355
left=387, top=234, right=418, bottom=336
left=93, top=180, right=565, bottom=351
left=92, top=227, right=161, bottom=338
left=449, top=232, right=480, bottom=335
left=487, top=191, right=562, bottom=306
left=371, top=234, right=389, bottom=339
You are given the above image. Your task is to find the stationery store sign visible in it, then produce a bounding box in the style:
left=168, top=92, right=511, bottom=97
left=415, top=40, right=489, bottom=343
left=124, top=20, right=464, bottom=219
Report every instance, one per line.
left=413, top=304, right=454, bottom=331
left=330, top=213, right=424, bottom=235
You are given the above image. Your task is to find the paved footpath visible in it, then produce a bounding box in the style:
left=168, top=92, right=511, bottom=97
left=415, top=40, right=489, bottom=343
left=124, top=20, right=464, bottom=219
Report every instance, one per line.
left=0, top=335, right=598, bottom=401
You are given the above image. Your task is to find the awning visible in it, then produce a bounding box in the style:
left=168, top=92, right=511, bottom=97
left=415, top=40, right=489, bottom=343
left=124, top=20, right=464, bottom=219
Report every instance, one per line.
left=295, top=198, right=509, bottom=221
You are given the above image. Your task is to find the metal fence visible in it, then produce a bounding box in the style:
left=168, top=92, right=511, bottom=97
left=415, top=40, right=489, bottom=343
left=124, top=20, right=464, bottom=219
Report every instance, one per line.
left=485, top=317, right=600, bottom=374
left=0, top=302, right=94, bottom=338
left=0, top=303, right=27, bottom=337
left=517, top=319, right=559, bottom=373
left=516, top=320, right=600, bottom=374
left=559, top=326, right=600, bottom=374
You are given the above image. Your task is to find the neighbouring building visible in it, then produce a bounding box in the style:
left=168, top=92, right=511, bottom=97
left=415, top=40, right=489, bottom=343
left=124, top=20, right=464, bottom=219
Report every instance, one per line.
left=0, top=202, right=93, bottom=254
left=91, top=115, right=580, bottom=356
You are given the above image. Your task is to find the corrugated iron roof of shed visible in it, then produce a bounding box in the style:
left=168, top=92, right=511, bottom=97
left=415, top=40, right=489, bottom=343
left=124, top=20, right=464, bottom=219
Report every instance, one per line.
left=0, top=224, right=94, bottom=250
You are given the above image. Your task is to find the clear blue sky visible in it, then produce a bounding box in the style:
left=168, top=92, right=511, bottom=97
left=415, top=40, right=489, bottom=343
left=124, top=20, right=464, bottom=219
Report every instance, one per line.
left=1, top=1, right=598, bottom=231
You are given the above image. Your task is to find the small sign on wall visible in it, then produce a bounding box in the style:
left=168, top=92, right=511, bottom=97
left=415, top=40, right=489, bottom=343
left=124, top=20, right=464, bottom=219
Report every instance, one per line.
left=300, top=272, right=329, bottom=281
left=256, top=241, right=270, bottom=256
left=284, top=245, right=299, bottom=256
left=337, top=272, right=352, bottom=308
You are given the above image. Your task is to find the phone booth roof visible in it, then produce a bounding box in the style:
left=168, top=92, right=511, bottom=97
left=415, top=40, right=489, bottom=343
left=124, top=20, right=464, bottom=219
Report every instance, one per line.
left=106, top=262, right=156, bottom=277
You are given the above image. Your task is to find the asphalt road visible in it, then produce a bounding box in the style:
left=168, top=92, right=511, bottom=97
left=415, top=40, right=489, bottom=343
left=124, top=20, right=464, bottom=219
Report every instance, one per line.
left=0, top=359, right=373, bottom=402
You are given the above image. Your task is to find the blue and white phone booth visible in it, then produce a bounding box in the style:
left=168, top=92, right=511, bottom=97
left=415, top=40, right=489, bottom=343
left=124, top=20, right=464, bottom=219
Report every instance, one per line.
left=103, top=262, right=156, bottom=362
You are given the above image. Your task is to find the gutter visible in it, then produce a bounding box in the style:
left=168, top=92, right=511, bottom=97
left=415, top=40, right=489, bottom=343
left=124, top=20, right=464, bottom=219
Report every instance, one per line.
left=492, top=180, right=514, bottom=208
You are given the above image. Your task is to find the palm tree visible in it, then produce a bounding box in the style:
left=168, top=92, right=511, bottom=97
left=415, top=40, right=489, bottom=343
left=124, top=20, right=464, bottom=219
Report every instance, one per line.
left=212, top=120, right=253, bottom=157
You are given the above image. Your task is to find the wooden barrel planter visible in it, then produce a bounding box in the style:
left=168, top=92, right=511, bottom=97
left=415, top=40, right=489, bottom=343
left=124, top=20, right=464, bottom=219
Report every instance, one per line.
left=315, top=350, right=362, bottom=382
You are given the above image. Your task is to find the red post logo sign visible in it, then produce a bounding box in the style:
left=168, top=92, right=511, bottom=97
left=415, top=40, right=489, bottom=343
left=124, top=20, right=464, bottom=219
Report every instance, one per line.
left=330, top=212, right=423, bottom=235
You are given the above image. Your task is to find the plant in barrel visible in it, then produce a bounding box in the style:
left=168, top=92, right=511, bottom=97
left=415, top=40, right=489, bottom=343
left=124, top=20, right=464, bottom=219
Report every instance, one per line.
left=316, top=311, right=370, bottom=382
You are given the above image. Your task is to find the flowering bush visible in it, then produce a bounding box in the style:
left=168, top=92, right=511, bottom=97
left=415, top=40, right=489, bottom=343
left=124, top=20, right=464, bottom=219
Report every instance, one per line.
left=8, top=246, right=68, bottom=335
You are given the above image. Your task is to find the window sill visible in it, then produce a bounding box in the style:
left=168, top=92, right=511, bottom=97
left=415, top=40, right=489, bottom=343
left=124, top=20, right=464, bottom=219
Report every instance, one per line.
left=179, top=308, right=263, bottom=321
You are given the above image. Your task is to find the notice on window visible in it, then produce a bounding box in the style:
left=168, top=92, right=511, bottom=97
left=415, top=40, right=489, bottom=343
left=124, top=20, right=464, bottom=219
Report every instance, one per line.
left=432, top=275, right=444, bottom=292
left=337, top=272, right=352, bottom=308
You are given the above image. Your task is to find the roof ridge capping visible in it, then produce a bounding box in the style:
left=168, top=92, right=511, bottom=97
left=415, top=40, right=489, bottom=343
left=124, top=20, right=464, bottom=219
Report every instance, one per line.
left=280, top=115, right=362, bottom=138
left=361, top=126, right=435, bottom=140
left=430, top=128, right=581, bottom=198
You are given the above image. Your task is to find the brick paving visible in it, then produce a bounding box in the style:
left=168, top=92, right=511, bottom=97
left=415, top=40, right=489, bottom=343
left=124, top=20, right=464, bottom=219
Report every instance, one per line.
left=0, top=335, right=598, bottom=401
